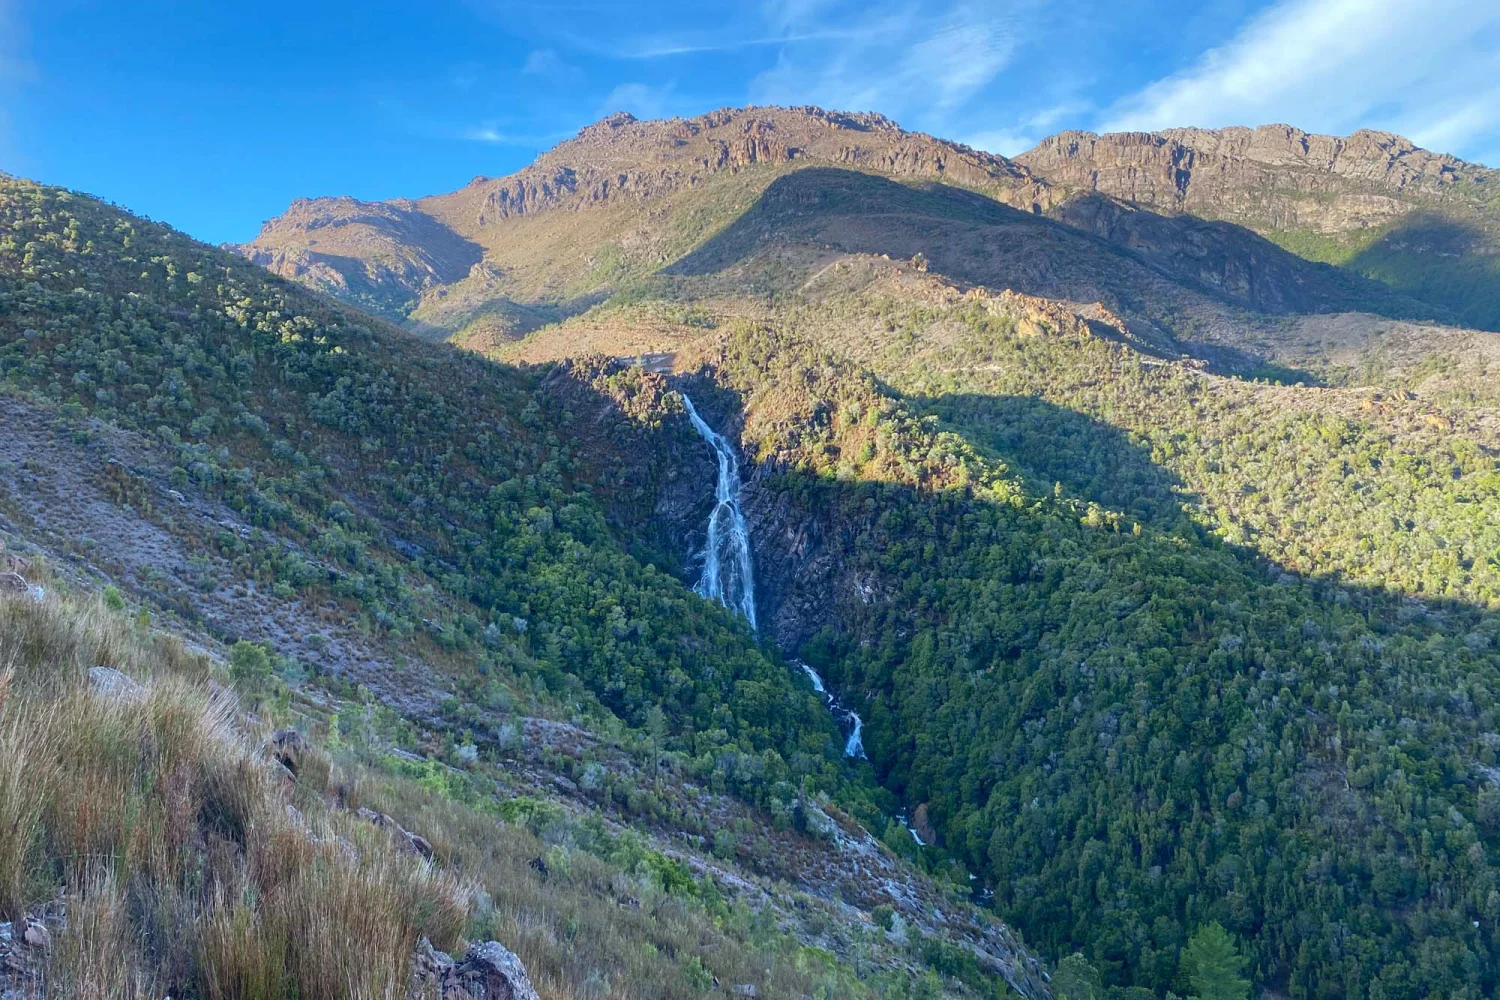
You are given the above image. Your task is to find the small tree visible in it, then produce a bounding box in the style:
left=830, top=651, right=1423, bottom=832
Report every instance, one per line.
left=1182, top=923, right=1251, bottom=1000
left=229, top=640, right=272, bottom=689
left=645, top=705, right=666, bottom=791
left=1052, top=953, right=1103, bottom=1000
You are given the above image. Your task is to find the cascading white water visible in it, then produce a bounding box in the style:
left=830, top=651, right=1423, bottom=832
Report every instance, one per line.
left=679, top=393, right=867, bottom=758
left=796, top=660, right=867, bottom=759
left=844, top=711, right=865, bottom=759
left=682, top=394, right=757, bottom=629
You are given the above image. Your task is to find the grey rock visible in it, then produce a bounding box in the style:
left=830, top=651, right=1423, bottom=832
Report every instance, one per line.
left=88, top=666, right=145, bottom=701
left=460, top=941, right=540, bottom=1000
left=267, top=727, right=311, bottom=775
left=21, top=922, right=49, bottom=952
left=409, top=938, right=540, bottom=1000
left=406, top=832, right=435, bottom=860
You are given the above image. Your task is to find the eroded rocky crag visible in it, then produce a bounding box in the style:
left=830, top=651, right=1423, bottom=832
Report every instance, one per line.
left=1017, top=124, right=1496, bottom=232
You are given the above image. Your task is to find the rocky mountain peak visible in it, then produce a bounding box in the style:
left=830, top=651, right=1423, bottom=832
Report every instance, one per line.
left=445, top=105, right=1052, bottom=227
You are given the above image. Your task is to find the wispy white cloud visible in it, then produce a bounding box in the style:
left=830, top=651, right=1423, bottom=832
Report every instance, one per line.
left=463, top=126, right=524, bottom=144
left=962, top=102, right=1085, bottom=156
left=561, top=27, right=857, bottom=61
left=520, top=48, right=574, bottom=78
left=749, top=1, right=1025, bottom=122
left=961, top=129, right=1036, bottom=157
left=1102, top=0, right=1500, bottom=161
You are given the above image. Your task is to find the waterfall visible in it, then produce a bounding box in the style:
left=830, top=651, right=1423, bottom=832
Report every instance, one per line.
left=679, top=393, right=866, bottom=760
left=844, top=711, right=865, bottom=759
left=682, top=394, right=757, bottom=629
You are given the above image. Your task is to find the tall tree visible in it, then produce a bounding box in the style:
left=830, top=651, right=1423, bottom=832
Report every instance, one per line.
left=1182, top=923, right=1251, bottom=1000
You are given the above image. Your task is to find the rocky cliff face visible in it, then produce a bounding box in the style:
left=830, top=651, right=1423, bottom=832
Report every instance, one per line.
left=445, top=106, right=1054, bottom=230
left=234, top=108, right=1499, bottom=337
left=1050, top=192, right=1419, bottom=316
left=1017, top=125, right=1495, bottom=234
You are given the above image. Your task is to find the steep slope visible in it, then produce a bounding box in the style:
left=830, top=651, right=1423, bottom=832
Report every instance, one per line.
left=490, top=243, right=1500, bottom=999
left=238, top=195, right=484, bottom=321
left=649, top=314, right=1500, bottom=1000
left=0, top=176, right=834, bottom=757
left=1, top=586, right=1035, bottom=999
left=1017, top=125, right=1500, bottom=328
left=161, top=105, right=1500, bottom=998
left=0, top=174, right=1055, bottom=998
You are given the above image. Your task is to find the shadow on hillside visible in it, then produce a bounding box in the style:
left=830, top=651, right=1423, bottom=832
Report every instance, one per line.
left=1050, top=192, right=1442, bottom=322
left=662, top=167, right=1452, bottom=364
left=1345, top=212, right=1500, bottom=332
left=640, top=365, right=1500, bottom=994
left=907, top=392, right=1186, bottom=528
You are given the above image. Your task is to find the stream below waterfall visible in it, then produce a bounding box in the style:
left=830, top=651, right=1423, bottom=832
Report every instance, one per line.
left=798, top=661, right=866, bottom=759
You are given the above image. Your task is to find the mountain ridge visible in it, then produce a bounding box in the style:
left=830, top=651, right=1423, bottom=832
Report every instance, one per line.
left=233, top=105, right=1500, bottom=338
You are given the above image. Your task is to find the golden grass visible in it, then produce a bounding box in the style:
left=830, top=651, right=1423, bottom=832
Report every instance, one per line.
left=0, top=591, right=468, bottom=996
left=0, top=589, right=889, bottom=999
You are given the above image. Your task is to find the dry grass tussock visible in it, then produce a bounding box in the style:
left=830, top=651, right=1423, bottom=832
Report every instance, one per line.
left=0, top=591, right=467, bottom=998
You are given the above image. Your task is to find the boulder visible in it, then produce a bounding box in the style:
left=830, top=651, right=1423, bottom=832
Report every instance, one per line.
left=407, top=938, right=540, bottom=1000
left=0, top=573, right=27, bottom=594
left=357, top=806, right=397, bottom=830
left=21, top=922, right=49, bottom=953
left=88, top=666, right=145, bottom=701
left=356, top=807, right=434, bottom=860
left=268, top=727, right=311, bottom=775
left=457, top=941, right=540, bottom=1000
left=406, top=832, right=435, bottom=860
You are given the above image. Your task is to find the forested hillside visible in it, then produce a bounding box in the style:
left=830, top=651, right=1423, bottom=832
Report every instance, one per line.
left=455, top=135, right=1500, bottom=996
left=667, top=320, right=1500, bottom=999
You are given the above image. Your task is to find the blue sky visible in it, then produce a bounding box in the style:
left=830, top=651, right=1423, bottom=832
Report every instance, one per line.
left=3, top=0, right=1498, bottom=245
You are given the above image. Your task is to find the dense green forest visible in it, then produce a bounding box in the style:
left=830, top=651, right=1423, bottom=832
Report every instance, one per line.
left=700, top=322, right=1500, bottom=1000
left=777, top=292, right=1500, bottom=610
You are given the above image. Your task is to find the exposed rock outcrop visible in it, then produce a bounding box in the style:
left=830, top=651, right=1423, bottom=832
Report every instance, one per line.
left=357, top=806, right=437, bottom=861
left=87, top=666, right=145, bottom=701
left=267, top=726, right=312, bottom=776
left=1017, top=125, right=1494, bottom=233
left=409, top=937, right=541, bottom=1000
left=230, top=197, right=484, bottom=321
left=461, top=106, right=1054, bottom=226
left=232, top=106, right=1058, bottom=324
